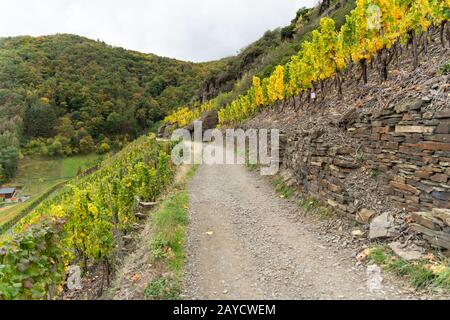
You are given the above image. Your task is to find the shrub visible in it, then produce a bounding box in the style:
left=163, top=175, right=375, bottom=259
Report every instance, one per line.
left=439, top=61, right=450, bottom=75
left=144, top=277, right=180, bottom=300
left=79, top=135, right=95, bottom=154
left=0, top=219, right=66, bottom=300
left=97, top=142, right=111, bottom=155
left=368, top=246, right=450, bottom=290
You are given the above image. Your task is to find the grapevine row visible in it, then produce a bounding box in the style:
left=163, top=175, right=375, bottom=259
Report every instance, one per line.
left=163, top=0, right=449, bottom=127
left=0, top=134, right=175, bottom=299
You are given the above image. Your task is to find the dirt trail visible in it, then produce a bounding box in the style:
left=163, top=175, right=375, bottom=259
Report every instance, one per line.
left=183, top=163, right=423, bottom=300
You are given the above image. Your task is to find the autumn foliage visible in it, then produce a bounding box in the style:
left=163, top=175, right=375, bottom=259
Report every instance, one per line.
left=163, top=0, right=449, bottom=127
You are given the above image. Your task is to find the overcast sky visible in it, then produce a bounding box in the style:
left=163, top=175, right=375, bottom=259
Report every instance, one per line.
left=0, top=0, right=316, bottom=62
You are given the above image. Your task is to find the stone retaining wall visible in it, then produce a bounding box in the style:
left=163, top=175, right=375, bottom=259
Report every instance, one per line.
left=282, top=98, right=450, bottom=216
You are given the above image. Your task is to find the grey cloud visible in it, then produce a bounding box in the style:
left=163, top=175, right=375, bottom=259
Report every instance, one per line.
left=0, top=0, right=316, bottom=62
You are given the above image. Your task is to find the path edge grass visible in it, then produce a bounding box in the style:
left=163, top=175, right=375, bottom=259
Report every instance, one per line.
left=367, top=246, right=450, bottom=292
left=144, top=164, right=199, bottom=300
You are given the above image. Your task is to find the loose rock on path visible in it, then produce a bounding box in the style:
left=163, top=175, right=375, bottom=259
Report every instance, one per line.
left=183, top=162, right=428, bottom=300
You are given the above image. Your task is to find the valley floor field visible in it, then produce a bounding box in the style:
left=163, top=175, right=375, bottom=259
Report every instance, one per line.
left=0, top=154, right=101, bottom=226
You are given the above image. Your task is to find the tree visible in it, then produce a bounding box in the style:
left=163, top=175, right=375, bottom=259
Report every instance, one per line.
left=352, top=0, right=373, bottom=84
left=298, top=42, right=315, bottom=91
left=0, top=164, right=5, bottom=184
left=24, top=100, right=58, bottom=138
left=97, top=142, right=111, bottom=155
left=55, top=116, right=76, bottom=140
left=0, top=147, right=19, bottom=181
left=369, top=0, right=406, bottom=80
left=429, top=0, right=450, bottom=47
left=79, top=135, right=95, bottom=154
left=106, top=112, right=121, bottom=134
left=24, top=139, right=47, bottom=156
left=48, top=139, right=63, bottom=157
left=146, top=76, right=167, bottom=96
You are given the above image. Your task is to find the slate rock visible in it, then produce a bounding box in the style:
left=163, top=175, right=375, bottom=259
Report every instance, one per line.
left=356, top=208, right=376, bottom=224
left=369, top=212, right=397, bottom=239
left=67, top=265, right=82, bottom=291
left=388, top=242, right=423, bottom=261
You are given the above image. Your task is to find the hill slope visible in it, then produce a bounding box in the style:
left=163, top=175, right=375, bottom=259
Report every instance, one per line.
left=193, top=0, right=356, bottom=106
left=0, top=34, right=213, bottom=181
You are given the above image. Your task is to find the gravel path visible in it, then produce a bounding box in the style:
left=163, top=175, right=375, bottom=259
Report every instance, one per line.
left=183, top=162, right=422, bottom=300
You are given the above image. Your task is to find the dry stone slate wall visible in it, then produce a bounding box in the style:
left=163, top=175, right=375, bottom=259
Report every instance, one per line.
left=282, top=97, right=449, bottom=217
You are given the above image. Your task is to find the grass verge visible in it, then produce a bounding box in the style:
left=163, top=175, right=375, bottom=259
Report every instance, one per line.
left=273, top=177, right=295, bottom=199
left=245, top=159, right=258, bottom=172
left=297, top=195, right=334, bottom=219
left=271, top=176, right=334, bottom=219
left=144, top=164, right=198, bottom=300
left=368, top=246, right=450, bottom=291
left=245, top=166, right=335, bottom=220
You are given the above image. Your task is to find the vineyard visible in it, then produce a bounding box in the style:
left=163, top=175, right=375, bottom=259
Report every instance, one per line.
left=1, top=0, right=449, bottom=303
left=163, top=0, right=450, bottom=127
left=0, top=135, right=175, bottom=300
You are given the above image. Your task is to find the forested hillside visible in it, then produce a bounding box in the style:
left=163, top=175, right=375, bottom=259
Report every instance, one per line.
left=0, top=34, right=212, bottom=182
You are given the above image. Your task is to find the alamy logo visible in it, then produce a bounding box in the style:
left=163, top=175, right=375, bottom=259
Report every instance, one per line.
left=170, top=121, right=280, bottom=175
left=367, top=4, right=381, bottom=30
